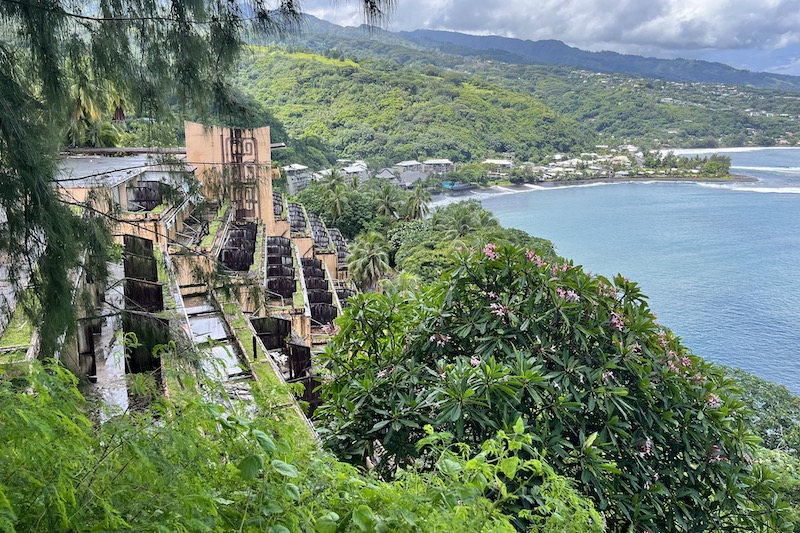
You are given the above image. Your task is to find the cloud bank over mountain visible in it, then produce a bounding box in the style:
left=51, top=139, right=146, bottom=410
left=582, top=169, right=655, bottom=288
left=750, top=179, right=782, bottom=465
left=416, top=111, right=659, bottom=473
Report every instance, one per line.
left=304, top=0, right=800, bottom=74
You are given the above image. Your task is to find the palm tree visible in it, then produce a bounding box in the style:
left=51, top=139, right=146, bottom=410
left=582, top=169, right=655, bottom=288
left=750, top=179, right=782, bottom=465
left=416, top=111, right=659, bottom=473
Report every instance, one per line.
left=347, top=231, right=391, bottom=292
left=432, top=201, right=499, bottom=240
left=349, top=173, right=360, bottom=189
left=403, top=183, right=431, bottom=220
left=379, top=270, right=419, bottom=295
left=67, top=65, right=110, bottom=147
left=373, top=181, right=400, bottom=219
left=320, top=168, right=345, bottom=194
left=325, top=184, right=349, bottom=222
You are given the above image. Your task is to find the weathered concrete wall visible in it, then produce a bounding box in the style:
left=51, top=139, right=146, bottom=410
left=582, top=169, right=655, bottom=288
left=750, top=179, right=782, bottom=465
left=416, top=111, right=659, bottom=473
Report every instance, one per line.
left=294, top=236, right=314, bottom=259
left=184, top=121, right=275, bottom=225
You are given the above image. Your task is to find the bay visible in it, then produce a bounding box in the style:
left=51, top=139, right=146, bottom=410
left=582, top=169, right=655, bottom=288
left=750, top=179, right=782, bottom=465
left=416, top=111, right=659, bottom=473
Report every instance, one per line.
left=477, top=148, right=800, bottom=393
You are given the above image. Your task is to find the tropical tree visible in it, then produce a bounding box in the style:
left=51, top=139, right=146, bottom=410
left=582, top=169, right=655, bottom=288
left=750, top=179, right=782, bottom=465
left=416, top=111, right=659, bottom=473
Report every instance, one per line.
left=0, top=0, right=391, bottom=354
left=320, top=243, right=792, bottom=531
left=373, top=181, right=401, bottom=219
left=326, top=184, right=350, bottom=222
left=379, top=270, right=419, bottom=295
left=403, top=182, right=431, bottom=220
left=347, top=231, right=391, bottom=292
left=431, top=199, right=500, bottom=240
left=349, top=173, right=360, bottom=189
left=320, top=168, right=345, bottom=193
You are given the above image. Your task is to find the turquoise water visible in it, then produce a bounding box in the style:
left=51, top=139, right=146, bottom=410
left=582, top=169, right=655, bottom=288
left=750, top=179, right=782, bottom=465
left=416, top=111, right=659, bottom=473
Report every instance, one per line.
left=477, top=148, right=800, bottom=393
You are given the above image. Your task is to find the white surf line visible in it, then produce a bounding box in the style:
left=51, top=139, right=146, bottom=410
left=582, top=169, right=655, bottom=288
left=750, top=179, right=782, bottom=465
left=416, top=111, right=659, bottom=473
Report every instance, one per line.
left=668, top=146, right=800, bottom=156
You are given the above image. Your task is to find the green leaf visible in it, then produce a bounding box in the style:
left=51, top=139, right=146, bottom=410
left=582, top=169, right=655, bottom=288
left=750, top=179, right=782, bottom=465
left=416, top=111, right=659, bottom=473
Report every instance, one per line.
left=352, top=504, right=377, bottom=532
left=513, top=417, right=525, bottom=435
left=583, top=431, right=599, bottom=450
left=499, top=457, right=520, bottom=479
left=253, top=429, right=277, bottom=453
left=316, top=512, right=340, bottom=533
left=238, top=454, right=263, bottom=480
left=284, top=482, right=301, bottom=500
left=268, top=526, right=291, bottom=533
left=437, top=458, right=462, bottom=476
left=277, top=437, right=292, bottom=454
left=263, top=501, right=283, bottom=516
left=272, top=459, right=299, bottom=478
left=399, top=509, right=417, bottom=526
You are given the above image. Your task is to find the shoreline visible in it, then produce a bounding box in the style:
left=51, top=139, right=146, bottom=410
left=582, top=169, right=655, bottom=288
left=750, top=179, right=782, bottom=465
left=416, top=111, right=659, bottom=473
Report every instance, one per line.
left=532, top=173, right=758, bottom=188
left=429, top=173, right=759, bottom=204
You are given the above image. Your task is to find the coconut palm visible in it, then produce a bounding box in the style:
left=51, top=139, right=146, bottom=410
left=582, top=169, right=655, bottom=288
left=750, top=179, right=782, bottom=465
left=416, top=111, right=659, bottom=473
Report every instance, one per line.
left=379, top=270, right=419, bottom=295
left=320, top=168, right=345, bottom=194
left=325, top=184, right=350, bottom=222
left=432, top=201, right=499, bottom=240
left=349, top=174, right=360, bottom=189
left=373, top=181, right=401, bottom=219
left=347, top=231, right=391, bottom=292
left=403, top=183, right=431, bottom=220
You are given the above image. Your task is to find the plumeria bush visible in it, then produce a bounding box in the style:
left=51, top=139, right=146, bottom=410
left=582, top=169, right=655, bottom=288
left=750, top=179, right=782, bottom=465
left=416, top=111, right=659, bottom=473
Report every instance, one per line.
left=318, top=242, right=791, bottom=531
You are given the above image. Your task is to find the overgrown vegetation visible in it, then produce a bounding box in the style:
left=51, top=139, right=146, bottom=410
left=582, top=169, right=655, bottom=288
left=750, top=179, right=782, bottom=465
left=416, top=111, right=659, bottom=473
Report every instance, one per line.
left=0, top=360, right=577, bottom=532
left=238, top=49, right=594, bottom=163
left=318, top=242, right=792, bottom=531
left=268, top=19, right=800, bottom=150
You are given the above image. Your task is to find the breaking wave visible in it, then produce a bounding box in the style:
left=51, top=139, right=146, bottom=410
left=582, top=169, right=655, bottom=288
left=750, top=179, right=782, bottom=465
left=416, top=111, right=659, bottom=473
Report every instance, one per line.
left=697, top=182, right=800, bottom=194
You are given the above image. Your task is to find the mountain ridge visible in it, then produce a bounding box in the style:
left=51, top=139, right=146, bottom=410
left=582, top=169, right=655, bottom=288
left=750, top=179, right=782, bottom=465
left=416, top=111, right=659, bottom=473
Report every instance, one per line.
left=398, top=29, right=800, bottom=90
left=290, top=16, right=800, bottom=90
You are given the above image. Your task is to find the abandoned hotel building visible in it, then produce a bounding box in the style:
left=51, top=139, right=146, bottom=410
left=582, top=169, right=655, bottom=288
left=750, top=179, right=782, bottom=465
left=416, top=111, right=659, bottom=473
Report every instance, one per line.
left=0, top=122, right=355, bottom=421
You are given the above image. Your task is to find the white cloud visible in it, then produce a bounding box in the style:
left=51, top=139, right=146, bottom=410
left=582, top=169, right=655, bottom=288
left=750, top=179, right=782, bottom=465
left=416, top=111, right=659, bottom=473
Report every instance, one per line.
left=303, top=0, right=800, bottom=53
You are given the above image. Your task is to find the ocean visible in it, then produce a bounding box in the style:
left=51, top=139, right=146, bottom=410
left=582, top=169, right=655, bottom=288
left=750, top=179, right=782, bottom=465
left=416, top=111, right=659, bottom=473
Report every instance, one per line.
left=467, top=148, right=800, bottom=393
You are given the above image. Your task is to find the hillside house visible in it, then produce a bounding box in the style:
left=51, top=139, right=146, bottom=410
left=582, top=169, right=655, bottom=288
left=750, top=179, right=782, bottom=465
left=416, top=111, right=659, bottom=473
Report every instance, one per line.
left=423, top=158, right=454, bottom=174
left=282, top=163, right=311, bottom=195
left=398, top=170, right=427, bottom=188
left=393, top=160, right=423, bottom=173
left=341, top=161, right=369, bottom=183
left=374, top=168, right=397, bottom=180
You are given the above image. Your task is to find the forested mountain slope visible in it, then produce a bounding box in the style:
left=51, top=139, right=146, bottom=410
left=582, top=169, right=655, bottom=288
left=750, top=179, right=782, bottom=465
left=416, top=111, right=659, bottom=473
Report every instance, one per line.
left=237, top=49, right=595, bottom=164
left=264, top=17, right=800, bottom=149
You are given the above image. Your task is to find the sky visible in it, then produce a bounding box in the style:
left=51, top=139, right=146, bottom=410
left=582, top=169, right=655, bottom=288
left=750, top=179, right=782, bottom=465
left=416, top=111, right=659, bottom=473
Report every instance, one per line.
left=303, top=0, right=800, bottom=75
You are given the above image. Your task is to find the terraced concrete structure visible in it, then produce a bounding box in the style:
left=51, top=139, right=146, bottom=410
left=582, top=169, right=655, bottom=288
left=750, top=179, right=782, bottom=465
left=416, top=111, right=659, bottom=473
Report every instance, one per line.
left=1, top=122, right=355, bottom=433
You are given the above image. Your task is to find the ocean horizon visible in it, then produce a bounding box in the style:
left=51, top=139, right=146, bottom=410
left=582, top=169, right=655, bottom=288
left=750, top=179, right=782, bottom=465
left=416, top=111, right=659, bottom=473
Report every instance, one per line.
left=437, top=148, right=800, bottom=393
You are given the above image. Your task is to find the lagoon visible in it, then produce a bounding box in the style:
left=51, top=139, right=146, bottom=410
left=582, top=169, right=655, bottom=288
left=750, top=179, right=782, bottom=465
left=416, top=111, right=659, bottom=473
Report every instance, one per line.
left=475, top=148, right=800, bottom=393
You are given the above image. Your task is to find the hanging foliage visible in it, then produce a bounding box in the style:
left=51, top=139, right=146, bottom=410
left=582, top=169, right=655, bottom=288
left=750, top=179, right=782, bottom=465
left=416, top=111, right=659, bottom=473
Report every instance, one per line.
left=0, top=0, right=390, bottom=354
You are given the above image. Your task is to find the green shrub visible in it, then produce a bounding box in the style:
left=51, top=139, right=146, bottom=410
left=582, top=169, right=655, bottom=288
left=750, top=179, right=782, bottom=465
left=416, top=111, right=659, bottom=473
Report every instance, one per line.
left=318, top=243, right=791, bottom=531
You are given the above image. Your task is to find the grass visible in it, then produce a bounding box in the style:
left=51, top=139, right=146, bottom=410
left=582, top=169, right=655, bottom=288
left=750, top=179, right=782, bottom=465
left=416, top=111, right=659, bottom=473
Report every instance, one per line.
left=217, top=200, right=230, bottom=219
left=200, top=220, right=221, bottom=249
left=293, top=292, right=304, bottom=309
left=0, top=294, right=35, bottom=349
left=0, top=348, right=28, bottom=363
left=216, top=293, right=316, bottom=442
left=152, top=247, right=176, bottom=310
left=248, top=223, right=264, bottom=276
left=149, top=202, right=168, bottom=215
left=199, top=200, right=230, bottom=249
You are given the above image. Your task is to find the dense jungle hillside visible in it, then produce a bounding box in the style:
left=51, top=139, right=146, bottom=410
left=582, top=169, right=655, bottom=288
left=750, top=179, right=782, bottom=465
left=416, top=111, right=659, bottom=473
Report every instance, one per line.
left=237, top=49, right=594, bottom=165
left=253, top=17, right=800, bottom=151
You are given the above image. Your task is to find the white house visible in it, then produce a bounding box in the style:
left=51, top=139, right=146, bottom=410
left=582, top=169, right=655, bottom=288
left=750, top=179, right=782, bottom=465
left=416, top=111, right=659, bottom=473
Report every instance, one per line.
left=393, top=160, right=423, bottom=173
left=482, top=158, right=514, bottom=170
left=422, top=158, right=454, bottom=174
left=341, top=160, right=369, bottom=183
